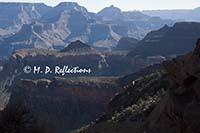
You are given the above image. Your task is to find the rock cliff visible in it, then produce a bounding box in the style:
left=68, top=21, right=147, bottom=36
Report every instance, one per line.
left=129, top=22, right=200, bottom=57
left=74, top=39, right=200, bottom=133
left=146, top=38, right=200, bottom=133
left=7, top=77, right=120, bottom=133
left=114, top=37, right=139, bottom=51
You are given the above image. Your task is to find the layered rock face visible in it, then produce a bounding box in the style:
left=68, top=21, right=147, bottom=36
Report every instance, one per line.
left=129, top=22, right=200, bottom=57
left=0, top=40, right=163, bottom=80
left=0, top=41, right=127, bottom=132
left=0, top=41, right=165, bottom=132
left=8, top=77, right=120, bottom=133
left=0, top=40, right=165, bottom=110
left=0, top=2, right=174, bottom=58
left=0, top=2, right=119, bottom=56
left=74, top=40, right=200, bottom=133
left=0, top=41, right=167, bottom=108
left=97, top=5, right=173, bottom=40
left=0, top=3, right=51, bottom=36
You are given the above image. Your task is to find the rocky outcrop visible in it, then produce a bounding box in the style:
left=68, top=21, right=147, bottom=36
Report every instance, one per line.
left=73, top=70, right=169, bottom=133
left=118, top=64, right=163, bottom=86
left=41, top=2, right=92, bottom=23
left=7, top=76, right=120, bottom=133
left=98, top=5, right=173, bottom=40
left=0, top=46, right=162, bottom=110
left=0, top=3, right=51, bottom=36
left=128, top=22, right=200, bottom=57
left=0, top=2, right=174, bottom=58
left=0, top=20, right=68, bottom=57
left=0, top=2, right=120, bottom=55
left=0, top=33, right=172, bottom=116
left=97, top=5, right=150, bottom=21
left=74, top=39, right=200, bottom=133
left=60, top=40, right=93, bottom=53
left=145, top=38, right=200, bottom=133
left=0, top=3, right=119, bottom=52
left=0, top=45, right=166, bottom=111
left=97, top=5, right=123, bottom=20
left=114, top=37, right=139, bottom=51
left=0, top=46, right=164, bottom=79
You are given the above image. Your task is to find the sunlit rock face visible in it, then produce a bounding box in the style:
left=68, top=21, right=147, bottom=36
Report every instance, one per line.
left=0, top=3, right=51, bottom=36
left=0, top=2, right=174, bottom=58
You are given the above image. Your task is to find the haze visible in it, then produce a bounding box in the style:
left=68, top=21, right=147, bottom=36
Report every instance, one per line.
left=0, top=0, right=200, bottom=12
